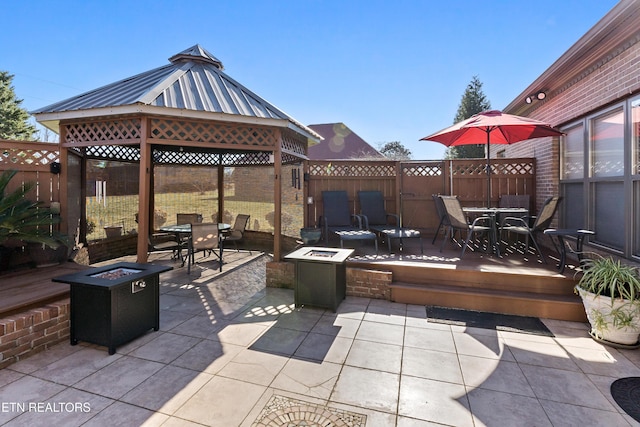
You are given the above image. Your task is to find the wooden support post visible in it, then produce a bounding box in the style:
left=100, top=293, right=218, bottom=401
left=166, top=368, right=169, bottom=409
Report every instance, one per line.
left=218, top=154, right=224, bottom=223
left=58, top=127, right=68, bottom=237
left=273, top=138, right=282, bottom=261
left=137, top=117, right=151, bottom=263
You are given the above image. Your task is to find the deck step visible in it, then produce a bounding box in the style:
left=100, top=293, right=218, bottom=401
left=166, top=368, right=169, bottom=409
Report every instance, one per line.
left=390, top=281, right=586, bottom=322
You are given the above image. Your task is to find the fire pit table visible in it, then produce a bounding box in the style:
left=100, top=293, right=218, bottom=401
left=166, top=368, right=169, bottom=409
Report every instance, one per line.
left=53, top=262, right=172, bottom=354
left=285, top=247, right=354, bottom=312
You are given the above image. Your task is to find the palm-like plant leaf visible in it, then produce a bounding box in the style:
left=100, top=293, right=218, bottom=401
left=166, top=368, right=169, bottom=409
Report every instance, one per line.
left=0, top=170, right=64, bottom=249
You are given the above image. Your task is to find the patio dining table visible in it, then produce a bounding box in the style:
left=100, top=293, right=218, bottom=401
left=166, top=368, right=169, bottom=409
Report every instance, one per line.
left=159, top=223, right=231, bottom=264
left=462, top=207, right=529, bottom=256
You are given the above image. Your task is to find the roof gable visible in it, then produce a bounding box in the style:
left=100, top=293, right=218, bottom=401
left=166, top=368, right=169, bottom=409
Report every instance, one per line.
left=307, top=123, right=383, bottom=160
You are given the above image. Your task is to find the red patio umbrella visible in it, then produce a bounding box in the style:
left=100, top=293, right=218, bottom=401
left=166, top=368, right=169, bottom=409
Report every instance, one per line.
left=420, top=110, right=564, bottom=207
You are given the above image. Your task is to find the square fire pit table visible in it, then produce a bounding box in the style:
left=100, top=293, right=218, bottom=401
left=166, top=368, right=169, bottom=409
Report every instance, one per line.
left=53, top=262, right=172, bottom=354
left=285, top=247, right=354, bottom=312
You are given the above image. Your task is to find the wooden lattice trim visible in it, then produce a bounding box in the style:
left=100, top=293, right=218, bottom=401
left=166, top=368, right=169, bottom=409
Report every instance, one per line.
left=309, top=161, right=396, bottom=177
left=150, top=118, right=277, bottom=147
left=281, top=129, right=307, bottom=157
left=0, top=142, right=59, bottom=169
left=86, top=145, right=140, bottom=162
left=452, top=160, right=534, bottom=176
left=402, top=163, right=443, bottom=177
left=63, top=119, right=141, bottom=145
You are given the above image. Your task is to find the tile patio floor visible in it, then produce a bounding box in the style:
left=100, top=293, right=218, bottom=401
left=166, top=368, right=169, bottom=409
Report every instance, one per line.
left=1, top=251, right=640, bottom=426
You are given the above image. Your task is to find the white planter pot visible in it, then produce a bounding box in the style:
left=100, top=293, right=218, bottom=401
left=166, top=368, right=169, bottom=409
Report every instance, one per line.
left=576, top=286, right=640, bottom=345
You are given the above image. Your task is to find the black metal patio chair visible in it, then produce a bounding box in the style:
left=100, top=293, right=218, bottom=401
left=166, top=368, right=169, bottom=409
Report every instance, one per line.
left=499, top=196, right=562, bottom=263
left=358, top=190, right=423, bottom=254
left=431, top=194, right=451, bottom=245
left=438, top=195, right=493, bottom=258
left=319, top=191, right=377, bottom=252
left=187, top=222, right=223, bottom=274
left=222, top=214, right=250, bottom=253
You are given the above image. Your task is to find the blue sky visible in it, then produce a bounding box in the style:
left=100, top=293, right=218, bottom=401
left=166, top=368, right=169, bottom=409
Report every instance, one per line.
left=3, top=0, right=619, bottom=159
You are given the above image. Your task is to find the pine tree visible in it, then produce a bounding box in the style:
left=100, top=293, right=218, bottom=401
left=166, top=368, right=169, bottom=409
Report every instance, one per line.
left=446, top=76, right=491, bottom=159
left=0, top=71, right=37, bottom=140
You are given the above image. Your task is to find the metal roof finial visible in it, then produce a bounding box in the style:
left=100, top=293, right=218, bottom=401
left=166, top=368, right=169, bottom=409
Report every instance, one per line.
left=168, top=44, right=224, bottom=69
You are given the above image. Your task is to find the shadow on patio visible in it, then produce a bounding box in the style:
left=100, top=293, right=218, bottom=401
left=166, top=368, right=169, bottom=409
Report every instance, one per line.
left=1, top=247, right=639, bottom=426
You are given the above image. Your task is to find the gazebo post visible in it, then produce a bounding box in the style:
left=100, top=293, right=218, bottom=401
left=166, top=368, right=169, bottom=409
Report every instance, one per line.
left=217, top=154, right=224, bottom=223
left=136, top=118, right=151, bottom=263
left=273, top=143, right=282, bottom=261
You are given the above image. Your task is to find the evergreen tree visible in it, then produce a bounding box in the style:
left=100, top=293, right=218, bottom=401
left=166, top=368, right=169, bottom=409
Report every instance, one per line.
left=446, top=76, right=491, bottom=159
left=0, top=71, right=36, bottom=140
left=379, top=141, right=412, bottom=160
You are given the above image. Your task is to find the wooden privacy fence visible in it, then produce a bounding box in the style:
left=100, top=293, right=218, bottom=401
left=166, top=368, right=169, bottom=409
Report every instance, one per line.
left=0, top=139, right=535, bottom=242
left=305, top=158, right=536, bottom=233
left=0, top=140, right=61, bottom=208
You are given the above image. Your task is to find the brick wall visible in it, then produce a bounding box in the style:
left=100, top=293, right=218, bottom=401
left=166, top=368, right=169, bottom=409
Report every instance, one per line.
left=265, top=261, right=393, bottom=301
left=498, top=37, right=640, bottom=214
left=346, top=268, right=392, bottom=300
left=0, top=298, right=70, bottom=369
left=266, top=261, right=295, bottom=289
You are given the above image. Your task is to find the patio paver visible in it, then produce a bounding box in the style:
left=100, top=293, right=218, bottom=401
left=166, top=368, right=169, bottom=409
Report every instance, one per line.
left=1, top=250, right=639, bottom=426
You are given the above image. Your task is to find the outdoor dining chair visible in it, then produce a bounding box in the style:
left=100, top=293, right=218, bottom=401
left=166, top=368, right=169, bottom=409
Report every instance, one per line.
left=431, top=194, right=451, bottom=245
left=177, top=213, right=203, bottom=225
left=222, top=214, right=250, bottom=253
left=438, top=195, right=493, bottom=257
left=187, top=222, right=223, bottom=274
left=358, top=190, right=423, bottom=254
left=320, top=191, right=377, bottom=252
left=147, top=233, right=185, bottom=263
left=499, top=196, right=562, bottom=263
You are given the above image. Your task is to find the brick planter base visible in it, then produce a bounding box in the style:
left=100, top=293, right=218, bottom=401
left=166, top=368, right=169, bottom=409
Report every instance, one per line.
left=266, top=261, right=392, bottom=301
left=0, top=299, right=70, bottom=369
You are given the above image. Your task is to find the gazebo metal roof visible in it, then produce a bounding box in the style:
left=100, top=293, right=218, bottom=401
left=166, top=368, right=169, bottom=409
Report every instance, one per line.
left=33, top=44, right=320, bottom=144
left=31, top=45, right=319, bottom=262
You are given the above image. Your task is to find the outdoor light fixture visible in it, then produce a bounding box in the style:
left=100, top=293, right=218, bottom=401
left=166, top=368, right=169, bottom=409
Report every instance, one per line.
left=525, top=91, right=546, bottom=104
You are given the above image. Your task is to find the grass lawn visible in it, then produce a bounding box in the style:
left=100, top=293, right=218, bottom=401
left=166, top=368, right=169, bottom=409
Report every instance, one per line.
left=86, top=189, right=303, bottom=240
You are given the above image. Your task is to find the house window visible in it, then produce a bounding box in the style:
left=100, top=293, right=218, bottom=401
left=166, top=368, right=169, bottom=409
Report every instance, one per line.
left=633, top=98, right=640, bottom=176
left=591, top=108, right=624, bottom=178
left=561, top=124, right=584, bottom=179
left=560, top=98, right=640, bottom=258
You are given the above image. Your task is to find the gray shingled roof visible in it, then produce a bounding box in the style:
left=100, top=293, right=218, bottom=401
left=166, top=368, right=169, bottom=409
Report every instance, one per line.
left=32, top=45, right=319, bottom=141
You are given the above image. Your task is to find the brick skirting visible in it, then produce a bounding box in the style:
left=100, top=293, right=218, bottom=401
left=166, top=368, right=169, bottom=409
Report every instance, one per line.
left=0, top=299, right=70, bottom=369
left=266, top=261, right=392, bottom=300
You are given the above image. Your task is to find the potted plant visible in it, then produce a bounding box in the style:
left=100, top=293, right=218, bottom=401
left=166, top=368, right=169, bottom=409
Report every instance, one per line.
left=0, top=170, right=66, bottom=268
left=575, top=254, right=640, bottom=346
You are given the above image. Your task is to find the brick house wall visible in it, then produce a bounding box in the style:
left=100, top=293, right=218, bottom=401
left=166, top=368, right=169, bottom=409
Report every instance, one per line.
left=496, top=31, right=640, bottom=214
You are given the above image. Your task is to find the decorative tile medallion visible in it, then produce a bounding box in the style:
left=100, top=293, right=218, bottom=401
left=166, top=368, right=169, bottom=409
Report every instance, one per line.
left=252, top=395, right=367, bottom=427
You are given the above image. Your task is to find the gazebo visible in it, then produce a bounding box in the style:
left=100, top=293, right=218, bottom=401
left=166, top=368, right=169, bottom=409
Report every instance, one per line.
left=31, top=45, right=320, bottom=262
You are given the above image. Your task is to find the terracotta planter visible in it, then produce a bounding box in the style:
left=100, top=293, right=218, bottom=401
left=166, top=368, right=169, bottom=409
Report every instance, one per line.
left=576, top=286, right=640, bottom=345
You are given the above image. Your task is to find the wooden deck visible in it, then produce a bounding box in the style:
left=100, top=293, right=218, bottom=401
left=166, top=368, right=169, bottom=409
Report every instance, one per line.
left=0, top=262, right=85, bottom=317
left=343, top=234, right=587, bottom=322
left=1, top=235, right=588, bottom=322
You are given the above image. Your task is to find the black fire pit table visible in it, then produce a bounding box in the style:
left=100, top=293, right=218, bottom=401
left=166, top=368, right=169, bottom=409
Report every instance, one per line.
left=53, top=262, right=172, bottom=355
left=285, top=247, right=354, bottom=312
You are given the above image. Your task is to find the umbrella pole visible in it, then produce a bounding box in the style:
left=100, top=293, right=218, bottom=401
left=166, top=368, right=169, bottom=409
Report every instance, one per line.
left=486, top=131, right=491, bottom=208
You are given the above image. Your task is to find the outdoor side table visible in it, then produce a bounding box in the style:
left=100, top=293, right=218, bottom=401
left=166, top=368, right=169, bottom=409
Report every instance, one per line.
left=285, top=247, right=354, bottom=312
left=53, top=262, right=172, bottom=354
left=543, top=229, right=595, bottom=274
